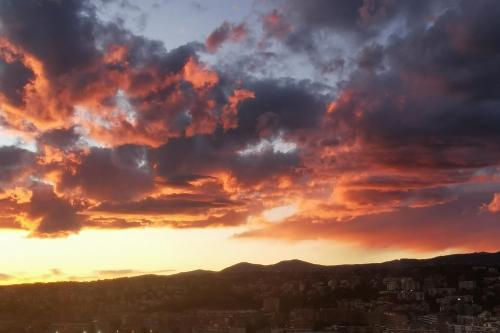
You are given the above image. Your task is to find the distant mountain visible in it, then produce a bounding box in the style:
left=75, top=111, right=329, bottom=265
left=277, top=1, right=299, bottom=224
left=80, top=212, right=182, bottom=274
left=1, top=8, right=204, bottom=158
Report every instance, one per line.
left=222, top=259, right=324, bottom=274
left=417, top=251, right=500, bottom=266
left=3, top=251, right=499, bottom=288
left=172, top=269, right=215, bottom=277
left=267, top=259, right=325, bottom=272
left=221, top=262, right=265, bottom=274
left=221, top=251, right=500, bottom=275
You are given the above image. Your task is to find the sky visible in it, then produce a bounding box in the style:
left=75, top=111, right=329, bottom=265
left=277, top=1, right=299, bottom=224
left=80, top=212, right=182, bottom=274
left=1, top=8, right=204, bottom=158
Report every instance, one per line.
left=0, top=0, right=499, bottom=284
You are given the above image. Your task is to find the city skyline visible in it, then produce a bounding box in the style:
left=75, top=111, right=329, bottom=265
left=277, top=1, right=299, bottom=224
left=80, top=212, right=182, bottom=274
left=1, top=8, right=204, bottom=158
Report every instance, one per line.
left=0, top=0, right=499, bottom=284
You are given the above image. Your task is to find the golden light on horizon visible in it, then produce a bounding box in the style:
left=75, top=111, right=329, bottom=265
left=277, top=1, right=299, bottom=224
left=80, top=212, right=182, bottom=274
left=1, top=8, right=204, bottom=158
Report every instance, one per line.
left=0, top=227, right=446, bottom=285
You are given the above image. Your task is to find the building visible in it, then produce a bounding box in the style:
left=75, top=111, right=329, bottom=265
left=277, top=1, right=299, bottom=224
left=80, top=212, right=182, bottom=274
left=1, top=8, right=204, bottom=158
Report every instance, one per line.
left=400, top=278, right=420, bottom=292
left=458, top=281, right=477, bottom=291
left=263, top=297, right=280, bottom=313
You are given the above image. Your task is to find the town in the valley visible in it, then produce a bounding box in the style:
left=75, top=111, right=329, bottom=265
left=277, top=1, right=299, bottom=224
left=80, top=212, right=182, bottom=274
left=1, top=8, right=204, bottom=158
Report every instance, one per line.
left=0, top=252, right=499, bottom=333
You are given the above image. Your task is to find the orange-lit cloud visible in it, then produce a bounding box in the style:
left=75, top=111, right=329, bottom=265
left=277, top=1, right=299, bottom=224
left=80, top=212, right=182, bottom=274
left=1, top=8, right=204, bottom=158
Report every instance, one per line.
left=222, top=89, right=255, bottom=130
left=262, top=10, right=291, bottom=40
left=206, top=22, right=247, bottom=53
left=0, top=0, right=499, bottom=257
left=485, top=193, right=500, bottom=213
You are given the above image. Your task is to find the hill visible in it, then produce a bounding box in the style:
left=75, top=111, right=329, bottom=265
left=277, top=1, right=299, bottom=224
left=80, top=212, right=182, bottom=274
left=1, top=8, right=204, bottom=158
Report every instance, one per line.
left=0, top=251, right=498, bottom=326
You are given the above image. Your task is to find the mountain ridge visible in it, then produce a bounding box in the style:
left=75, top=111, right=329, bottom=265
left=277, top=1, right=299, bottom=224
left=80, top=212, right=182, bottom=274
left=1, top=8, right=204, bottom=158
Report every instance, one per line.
left=2, top=251, right=499, bottom=287
left=158, top=251, right=500, bottom=280
left=219, top=251, right=500, bottom=274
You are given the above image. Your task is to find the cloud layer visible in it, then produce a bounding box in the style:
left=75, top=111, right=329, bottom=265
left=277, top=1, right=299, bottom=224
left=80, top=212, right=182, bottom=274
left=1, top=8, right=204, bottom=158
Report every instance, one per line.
left=0, top=0, right=498, bottom=251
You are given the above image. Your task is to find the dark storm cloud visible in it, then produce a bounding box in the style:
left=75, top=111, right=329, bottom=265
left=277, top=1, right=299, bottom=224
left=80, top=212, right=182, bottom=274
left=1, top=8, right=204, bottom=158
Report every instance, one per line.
left=38, top=127, right=81, bottom=150
left=59, top=145, right=153, bottom=201
left=387, top=0, right=500, bottom=101
left=92, top=193, right=239, bottom=215
left=151, top=136, right=222, bottom=186
left=235, top=79, right=325, bottom=135
left=28, top=183, right=83, bottom=237
left=229, top=0, right=500, bottom=250
left=357, top=43, right=384, bottom=70
left=260, top=0, right=453, bottom=74
left=341, top=187, right=457, bottom=208
left=0, top=0, right=100, bottom=77
left=0, top=0, right=325, bottom=236
left=327, top=0, right=500, bottom=174
left=0, top=0, right=211, bottom=140
left=281, top=0, right=445, bottom=37
left=170, top=210, right=247, bottom=228
left=230, top=150, right=301, bottom=185
left=124, top=43, right=199, bottom=109
left=164, top=174, right=214, bottom=187
left=152, top=134, right=301, bottom=186
left=0, top=0, right=499, bottom=250
left=0, top=58, right=34, bottom=106
left=345, top=173, right=467, bottom=190
left=88, top=210, right=248, bottom=229
left=149, top=78, right=323, bottom=185
left=119, top=34, right=199, bottom=75
left=0, top=146, right=35, bottom=186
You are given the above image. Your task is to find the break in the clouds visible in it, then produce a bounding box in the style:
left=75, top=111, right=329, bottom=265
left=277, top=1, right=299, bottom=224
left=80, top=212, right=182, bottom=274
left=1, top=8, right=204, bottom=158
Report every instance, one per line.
left=0, top=0, right=499, bottom=252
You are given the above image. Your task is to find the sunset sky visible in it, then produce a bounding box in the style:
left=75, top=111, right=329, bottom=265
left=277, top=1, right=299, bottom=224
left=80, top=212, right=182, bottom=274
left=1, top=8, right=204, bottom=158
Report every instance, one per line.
left=0, top=0, right=499, bottom=284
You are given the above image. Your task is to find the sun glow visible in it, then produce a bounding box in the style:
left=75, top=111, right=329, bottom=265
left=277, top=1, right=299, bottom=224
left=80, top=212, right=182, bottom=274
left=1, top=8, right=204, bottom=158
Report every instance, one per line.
left=0, top=227, right=434, bottom=285
left=262, top=204, right=298, bottom=223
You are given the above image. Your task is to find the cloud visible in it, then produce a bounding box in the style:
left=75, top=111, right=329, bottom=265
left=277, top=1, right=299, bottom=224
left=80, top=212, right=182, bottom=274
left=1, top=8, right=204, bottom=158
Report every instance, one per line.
left=0, top=146, right=35, bottom=187
left=88, top=210, right=248, bottom=229
left=0, top=0, right=498, bottom=252
left=237, top=193, right=500, bottom=252
left=339, top=187, right=457, bottom=209
left=38, top=127, right=81, bottom=150
left=485, top=193, right=500, bottom=213
left=91, top=193, right=240, bottom=215
left=278, top=0, right=445, bottom=39
left=0, top=0, right=100, bottom=77
left=0, top=273, right=13, bottom=281
left=320, top=1, right=500, bottom=178
left=227, top=0, right=500, bottom=251
left=94, top=268, right=174, bottom=277
left=151, top=132, right=302, bottom=187
left=27, top=183, right=83, bottom=237
left=59, top=145, right=154, bottom=201
left=256, top=0, right=453, bottom=74
left=262, top=9, right=291, bottom=40
left=0, top=57, right=34, bottom=106
left=0, top=197, right=25, bottom=230
left=206, top=22, right=247, bottom=53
